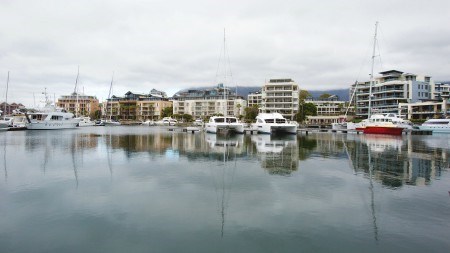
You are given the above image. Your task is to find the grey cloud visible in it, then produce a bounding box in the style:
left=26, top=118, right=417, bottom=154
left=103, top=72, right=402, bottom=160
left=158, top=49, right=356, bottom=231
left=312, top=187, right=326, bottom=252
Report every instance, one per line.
left=1, top=0, right=449, bottom=106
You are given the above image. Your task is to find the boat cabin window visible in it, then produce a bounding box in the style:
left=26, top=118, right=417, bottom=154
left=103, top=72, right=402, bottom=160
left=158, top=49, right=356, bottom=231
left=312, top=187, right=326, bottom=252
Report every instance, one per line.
left=265, top=119, right=274, bottom=123
left=276, top=119, right=286, bottom=123
left=51, top=115, right=63, bottom=121
left=257, top=119, right=264, bottom=123
left=32, top=114, right=46, bottom=120
left=226, top=118, right=237, bottom=123
left=214, top=118, right=225, bottom=123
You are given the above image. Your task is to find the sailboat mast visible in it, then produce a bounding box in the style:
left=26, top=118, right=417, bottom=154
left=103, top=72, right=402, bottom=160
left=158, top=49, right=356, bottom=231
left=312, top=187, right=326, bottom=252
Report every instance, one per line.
left=223, top=28, right=227, bottom=118
left=4, top=71, right=9, bottom=116
left=368, top=22, right=378, bottom=119
left=74, top=66, right=79, bottom=117
left=108, top=72, right=114, bottom=121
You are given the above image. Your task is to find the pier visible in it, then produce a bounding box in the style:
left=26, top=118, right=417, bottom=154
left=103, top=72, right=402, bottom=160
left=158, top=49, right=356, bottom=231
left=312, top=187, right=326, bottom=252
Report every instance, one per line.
left=168, top=126, right=432, bottom=136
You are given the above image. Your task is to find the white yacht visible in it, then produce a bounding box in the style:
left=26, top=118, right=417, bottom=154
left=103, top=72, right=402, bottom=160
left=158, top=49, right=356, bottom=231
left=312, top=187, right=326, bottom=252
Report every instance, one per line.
left=26, top=107, right=81, bottom=130
left=205, top=116, right=244, bottom=134
left=8, top=112, right=28, bottom=130
left=417, top=118, right=450, bottom=133
left=0, top=115, right=11, bottom=130
left=77, top=117, right=96, bottom=127
left=141, top=119, right=156, bottom=126
left=251, top=113, right=297, bottom=134
left=26, top=91, right=81, bottom=130
left=155, top=117, right=177, bottom=126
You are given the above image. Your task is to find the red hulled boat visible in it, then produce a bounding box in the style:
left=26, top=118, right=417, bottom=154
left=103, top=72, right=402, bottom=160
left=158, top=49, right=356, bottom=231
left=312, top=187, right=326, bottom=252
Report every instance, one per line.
left=363, top=126, right=404, bottom=135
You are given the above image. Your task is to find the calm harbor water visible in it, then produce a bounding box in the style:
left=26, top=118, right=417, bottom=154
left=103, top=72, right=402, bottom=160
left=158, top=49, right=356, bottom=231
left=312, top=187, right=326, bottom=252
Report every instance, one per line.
left=1, top=126, right=449, bottom=253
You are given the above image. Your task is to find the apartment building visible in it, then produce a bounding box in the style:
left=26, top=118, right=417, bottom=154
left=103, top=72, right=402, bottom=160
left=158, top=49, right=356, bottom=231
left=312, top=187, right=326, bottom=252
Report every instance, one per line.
left=260, top=79, right=299, bottom=120
left=247, top=91, right=262, bottom=108
left=0, top=102, right=25, bottom=115
left=172, top=84, right=246, bottom=118
left=57, top=93, right=100, bottom=117
left=105, top=90, right=172, bottom=121
left=304, top=96, right=349, bottom=125
left=352, top=70, right=434, bottom=118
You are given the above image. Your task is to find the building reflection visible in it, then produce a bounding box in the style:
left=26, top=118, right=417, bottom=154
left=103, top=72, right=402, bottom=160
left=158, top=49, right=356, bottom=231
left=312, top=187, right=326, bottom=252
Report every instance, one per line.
left=250, top=134, right=298, bottom=176
left=346, top=134, right=449, bottom=188
left=19, top=128, right=450, bottom=185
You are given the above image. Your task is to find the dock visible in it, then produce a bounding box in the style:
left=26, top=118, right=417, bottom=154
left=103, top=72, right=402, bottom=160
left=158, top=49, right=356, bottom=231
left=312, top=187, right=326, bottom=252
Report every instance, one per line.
left=168, top=126, right=432, bottom=136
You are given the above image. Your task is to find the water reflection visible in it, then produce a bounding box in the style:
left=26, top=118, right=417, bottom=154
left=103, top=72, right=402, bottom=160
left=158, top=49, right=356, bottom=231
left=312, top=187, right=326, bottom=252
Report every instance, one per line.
left=204, top=133, right=242, bottom=237
left=2, top=128, right=450, bottom=252
left=346, top=134, right=449, bottom=188
left=250, top=134, right=298, bottom=176
left=15, top=128, right=450, bottom=188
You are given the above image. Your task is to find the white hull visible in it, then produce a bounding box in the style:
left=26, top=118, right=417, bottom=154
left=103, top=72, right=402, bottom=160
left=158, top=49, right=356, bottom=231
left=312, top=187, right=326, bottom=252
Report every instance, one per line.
left=78, top=121, right=96, bottom=127
left=417, top=125, right=450, bottom=133
left=77, top=117, right=96, bottom=127
left=252, top=113, right=297, bottom=134
left=253, top=123, right=297, bottom=134
left=0, top=122, right=8, bottom=131
left=142, top=120, right=155, bottom=126
left=27, top=121, right=79, bottom=130
left=205, top=123, right=244, bottom=134
left=103, top=120, right=121, bottom=126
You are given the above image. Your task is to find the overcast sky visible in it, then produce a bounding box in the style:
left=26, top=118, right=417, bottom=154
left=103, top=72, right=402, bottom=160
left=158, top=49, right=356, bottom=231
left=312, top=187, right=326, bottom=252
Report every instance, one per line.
left=1, top=0, right=449, bottom=107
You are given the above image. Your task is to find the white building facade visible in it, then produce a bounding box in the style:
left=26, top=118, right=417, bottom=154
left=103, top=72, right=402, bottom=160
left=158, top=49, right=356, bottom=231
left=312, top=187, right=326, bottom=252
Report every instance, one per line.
left=352, top=70, right=434, bottom=118
left=260, top=79, right=299, bottom=120
left=172, top=84, right=246, bottom=118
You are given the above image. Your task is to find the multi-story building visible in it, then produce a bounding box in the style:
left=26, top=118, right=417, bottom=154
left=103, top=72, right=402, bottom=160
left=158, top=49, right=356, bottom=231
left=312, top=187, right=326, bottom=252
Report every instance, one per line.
left=260, top=79, right=299, bottom=120
left=57, top=93, right=100, bottom=117
left=352, top=70, right=434, bottom=118
left=0, top=102, right=25, bottom=115
left=304, top=96, right=350, bottom=125
left=105, top=90, right=172, bottom=122
left=247, top=91, right=262, bottom=108
left=434, top=82, right=450, bottom=100
left=398, top=99, right=450, bottom=120
left=172, top=84, right=246, bottom=119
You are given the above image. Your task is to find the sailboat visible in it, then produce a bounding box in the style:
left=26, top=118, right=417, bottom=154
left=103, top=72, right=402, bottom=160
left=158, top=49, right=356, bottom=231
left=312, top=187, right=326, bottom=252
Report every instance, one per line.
left=103, top=73, right=121, bottom=126
left=205, top=30, right=244, bottom=134
left=362, top=22, right=404, bottom=136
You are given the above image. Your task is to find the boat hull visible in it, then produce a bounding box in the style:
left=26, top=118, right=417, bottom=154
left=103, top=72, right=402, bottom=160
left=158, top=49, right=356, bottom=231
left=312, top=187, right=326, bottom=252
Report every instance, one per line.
left=254, top=124, right=297, bottom=134
left=205, top=123, right=244, bottom=134
left=27, top=121, right=79, bottom=130
left=363, top=126, right=404, bottom=135
left=417, top=125, right=450, bottom=133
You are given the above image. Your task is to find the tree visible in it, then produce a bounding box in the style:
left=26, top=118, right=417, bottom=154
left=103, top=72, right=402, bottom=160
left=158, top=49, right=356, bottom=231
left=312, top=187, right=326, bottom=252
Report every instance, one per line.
left=296, top=102, right=317, bottom=123
left=244, top=105, right=259, bottom=123
left=299, top=90, right=312, bottom=101
left=161, top=106, right=173, bottom=118
left=319, top=93, right=332, bottom=100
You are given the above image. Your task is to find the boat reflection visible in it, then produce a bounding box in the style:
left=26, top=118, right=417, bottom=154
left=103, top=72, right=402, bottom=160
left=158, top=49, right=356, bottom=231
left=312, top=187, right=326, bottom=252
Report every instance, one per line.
left=347, top=134, right=448, bottom=188
left=250, top=134, right=298, bottom=176
left=205, top=133, right=242, bottom=237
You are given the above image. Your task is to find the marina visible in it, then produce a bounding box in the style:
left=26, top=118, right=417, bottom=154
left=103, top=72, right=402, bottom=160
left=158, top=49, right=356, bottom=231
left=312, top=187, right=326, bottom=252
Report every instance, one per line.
left=1, top=1, right=449, bottom=252
left=0, top=126, right=449, bottom=252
